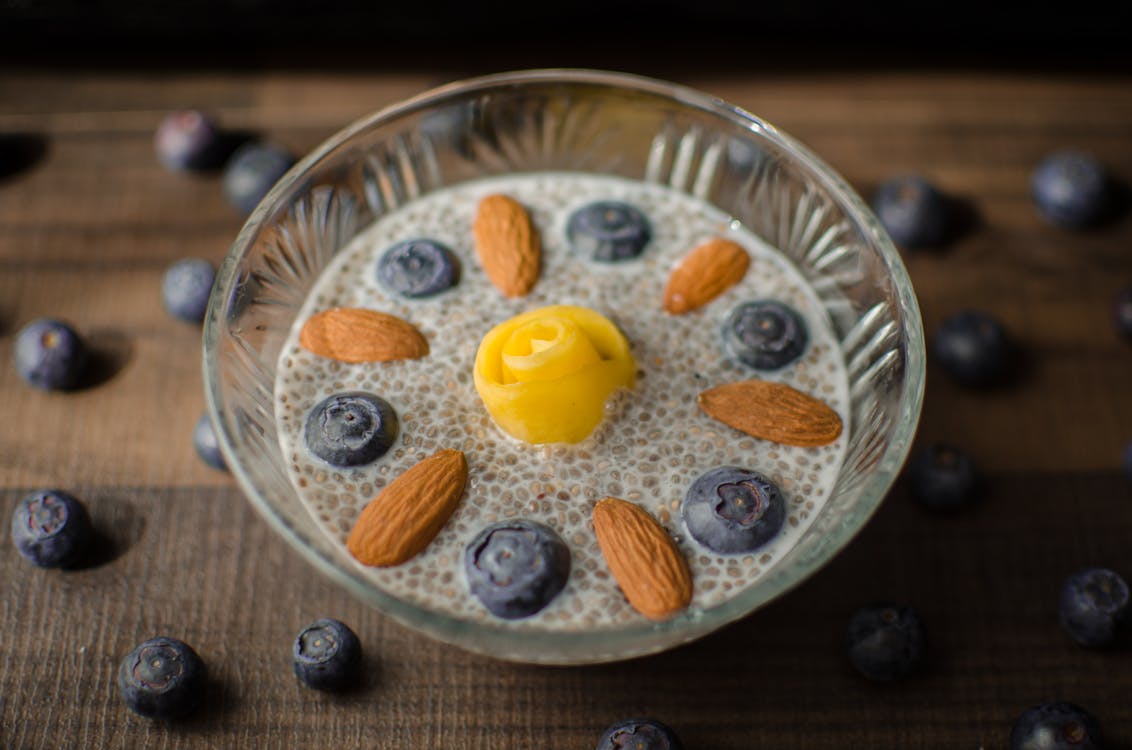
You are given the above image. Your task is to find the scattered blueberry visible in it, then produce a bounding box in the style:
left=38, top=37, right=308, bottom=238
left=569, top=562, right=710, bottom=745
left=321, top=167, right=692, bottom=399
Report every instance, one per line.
left=1058, top=567, right=1129, bottom=649
left=872, top=175, right=951, bottom=248
left=1031, top=151, right=1110, bottom=229
left=1123, top=441, right=1132, bottom=485
left=845, top=603, right=926, bottom=681
left=1009, top=702, right=1102, bottom=750
left=376, top=238, right=460, bottom=298
left=1113, top=286, right=1132, bottom=339
left=193, top=413, right=227, bottom=471
left=154, top=110, right=220, bottom=171
left=464, top=520, right=570, bottom=619
left=722, top=300, right=808, bottom=370
left=931, top=310, right=1011, bottom=387
left=10, top=489, right=93, bottom=568
left=222, top=141, right=295, bottom=215
left=13, top=318, right=87, bottom=390
left=117, top=636, right=206, bottom=720
left=162, top=258, right=216, bottom=323
left=303, top=392, right=398, bottom=467
left=681, top=466, right=786, bottom=554
left=907, top=443, right=978, bottom=512
left=292, top=618, right=362, bottom=691
left=595, top=718, right=683, bottom=750
left=566, top=200, right=652, bottom=262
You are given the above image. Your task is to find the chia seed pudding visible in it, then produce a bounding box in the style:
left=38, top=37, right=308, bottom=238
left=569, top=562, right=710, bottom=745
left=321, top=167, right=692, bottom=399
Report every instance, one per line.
left=274, top=172, right=850, bottom=630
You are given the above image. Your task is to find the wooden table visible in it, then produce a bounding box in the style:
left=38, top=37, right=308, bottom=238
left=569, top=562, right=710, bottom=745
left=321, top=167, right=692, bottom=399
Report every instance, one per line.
left=2, top=67, right=1131, bottom=749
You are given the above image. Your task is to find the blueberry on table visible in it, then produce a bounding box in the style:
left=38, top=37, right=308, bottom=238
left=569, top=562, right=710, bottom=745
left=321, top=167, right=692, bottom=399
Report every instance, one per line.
left=1031, top=151, right=1110, bottom=229
left=13, top=318, right=87, bottom=391
left=1058, top=567, right=1129, bottom=649
left=464, top=520, right=570, bottom=619
left=117, top=636, right=206, bottom=720
left=292, top=618, right=362, bottom=691
left=872, top=175, right=951, bottom=248
left=303, top=392, right=398, bottom=467
left=595, top=718, right=683, bottom=750
left=566, top=200, right=652, bottom=262
left=222, top=141, right=295, bottom=216
left=1113, top=287, right=1132, bottom=339
left=1123, top=441, right=1132, bottom=485
left=10, top=489, right=93, bottom=568
left=681, top=466, right=786, bottom=554
left=162, top=258, right=217, bottom=323
left=1009, top=702, right=1102, bottom=750
left=193, top=413, right=227, bottom=471
left=907, top=443, right=978, bottom=512
left=845, top=603, right=926, bottom=681
left=154, top=110, right=220, bottom=171
left=721, top=300, right=808, bottom=370
left=376, top=238, right=460, bottom=298
left=931, top=310, right=1011, bottom=387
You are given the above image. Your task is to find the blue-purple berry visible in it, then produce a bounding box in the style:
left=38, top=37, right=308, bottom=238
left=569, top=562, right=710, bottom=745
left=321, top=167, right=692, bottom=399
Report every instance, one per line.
left=193, top=413, right=227, bottom=471
left=1123, top=441, right=1132, bottom=485
left=14, top=318, right=87, bottom=390
left=845, top=603, right=926, bottom=681
left=162, top=258, right=216, bottom=323
left=1031, top=151, right=1110, bottom=229
left=595, top=718, right=683, bottom=750
left=932, top=310, right=1011, bottom=387
left=464, top=520, right=570, bottom=619
left=117, top=636, right=206, bottom=719
left=908, top=443, right=978, bottom=512
left=1058, top=567, right=1129, bottom=649
left=303, top=392, right=398, bottom=468
left=292, top=618, right=362, bottom=691
left=1113, top=287, right=1132, bottom=339
left=376, top=238, right=460, bottom=298
left=567, top=200, right=652, bottom=262
left=681, top=466, right=786, bottom=554
left=722, top=300, right=808, bottom=370
left=222, top=141, right=295, bottom=215
left=872, top=175, right=951, bottom=248
left=1009, top=702, right=1102, bottom=750
left=154, top=110, right=220, bottom=171
left=10, top=489, right=93, bottom=568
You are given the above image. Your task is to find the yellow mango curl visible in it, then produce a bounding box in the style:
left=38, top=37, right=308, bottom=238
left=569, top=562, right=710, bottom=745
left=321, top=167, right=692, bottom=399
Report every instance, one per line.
left=474, top=305, right=636, bottom=444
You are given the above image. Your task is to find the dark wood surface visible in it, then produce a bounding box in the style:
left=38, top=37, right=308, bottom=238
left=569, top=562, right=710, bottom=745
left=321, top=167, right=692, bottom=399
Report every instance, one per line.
left=2, top=69, right=1132, bottom=749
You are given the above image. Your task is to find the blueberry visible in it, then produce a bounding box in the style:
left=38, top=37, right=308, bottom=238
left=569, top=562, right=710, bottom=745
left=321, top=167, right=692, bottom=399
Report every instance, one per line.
left=722, top=300, right=808, bottom=370
left=154, top=110, right=220, bottom=171
left=292, top=618, right=362, bottom=691
left=1113, top=287, right=1132, bottom=339
left=193, top=413, right=227, bottom=472
left=162, top=258, right=216, bottom=323
left=303, top=392, right=398, bottom=467
left=845, top=603, right=926, bottom=681
left=595, top=718, right=683, bottom=750
left=931, top=310, right=1011, bottom=387
left=1009, top=702, right=1102, bottom=750
left=907, top=443, right=978, bottom=512
left=1058, top=567, right=1129, bottom=649
left=872, top=175, right=951, bottom=248
left=681, top=466, right=786, bottom=554
left=464, top=520, right=570, bottom=619
left=223, top=141, right=295, bottom=215
left=117, top=636, right=206, bottom=720
left=376, top=238, right=460, bottom=298
left=1124, top=441, right=1132, bottom=485
left=10, top=489, right=93, bottom=568
left=566, top=201, right=652, bottom=262
left=1031, top=151, right=1110, bottom=229
left=13, top=318, right=87, bottom=390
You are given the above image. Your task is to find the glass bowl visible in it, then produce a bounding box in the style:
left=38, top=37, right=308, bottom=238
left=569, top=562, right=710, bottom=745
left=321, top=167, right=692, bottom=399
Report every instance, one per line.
left=203, top=69, right=925, bottom=664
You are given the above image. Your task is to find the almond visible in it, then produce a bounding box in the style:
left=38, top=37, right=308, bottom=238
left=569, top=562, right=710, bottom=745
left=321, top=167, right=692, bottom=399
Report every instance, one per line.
left=346, top=449, right=468, bottom=567
left=698, top=379, right=843, bottom=447
left=473, top=193, right=540, bottom=298
left=662, top=237, right=750, bottom=314
left=592, top=497, right=693, bottom=621
left=299, top=307, right=429, bottom=364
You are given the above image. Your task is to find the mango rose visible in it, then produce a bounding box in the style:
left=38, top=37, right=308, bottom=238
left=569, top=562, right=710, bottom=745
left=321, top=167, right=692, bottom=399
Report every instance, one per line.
left=474, top=305, right=636, bottom=444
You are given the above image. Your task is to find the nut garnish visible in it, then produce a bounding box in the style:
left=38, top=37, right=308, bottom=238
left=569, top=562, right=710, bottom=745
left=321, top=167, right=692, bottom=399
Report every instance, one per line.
left=662, top=237, right=750, bottom=314
left=346, top=449, right=468, bottom=567
left=472, top=193, right=541, bottom=298
left=698, top=379, right=843, bottom=447
left=592, top=497, right=693, bottom=621
left=299, top=308, right=429, bottom=364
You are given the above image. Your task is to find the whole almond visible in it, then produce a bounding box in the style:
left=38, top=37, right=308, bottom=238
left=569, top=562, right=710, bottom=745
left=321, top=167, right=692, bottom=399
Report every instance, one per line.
left=473, top=193, right=540, bottom=298
left=698, top=379, right=843, bottom=447
left=300, top=307, right=429, bottom=364
left=662, top=237, right=750, bottom=314
left=592, top=497, right=693, bottom=621
left=346, top=449, right=468, bottom=567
